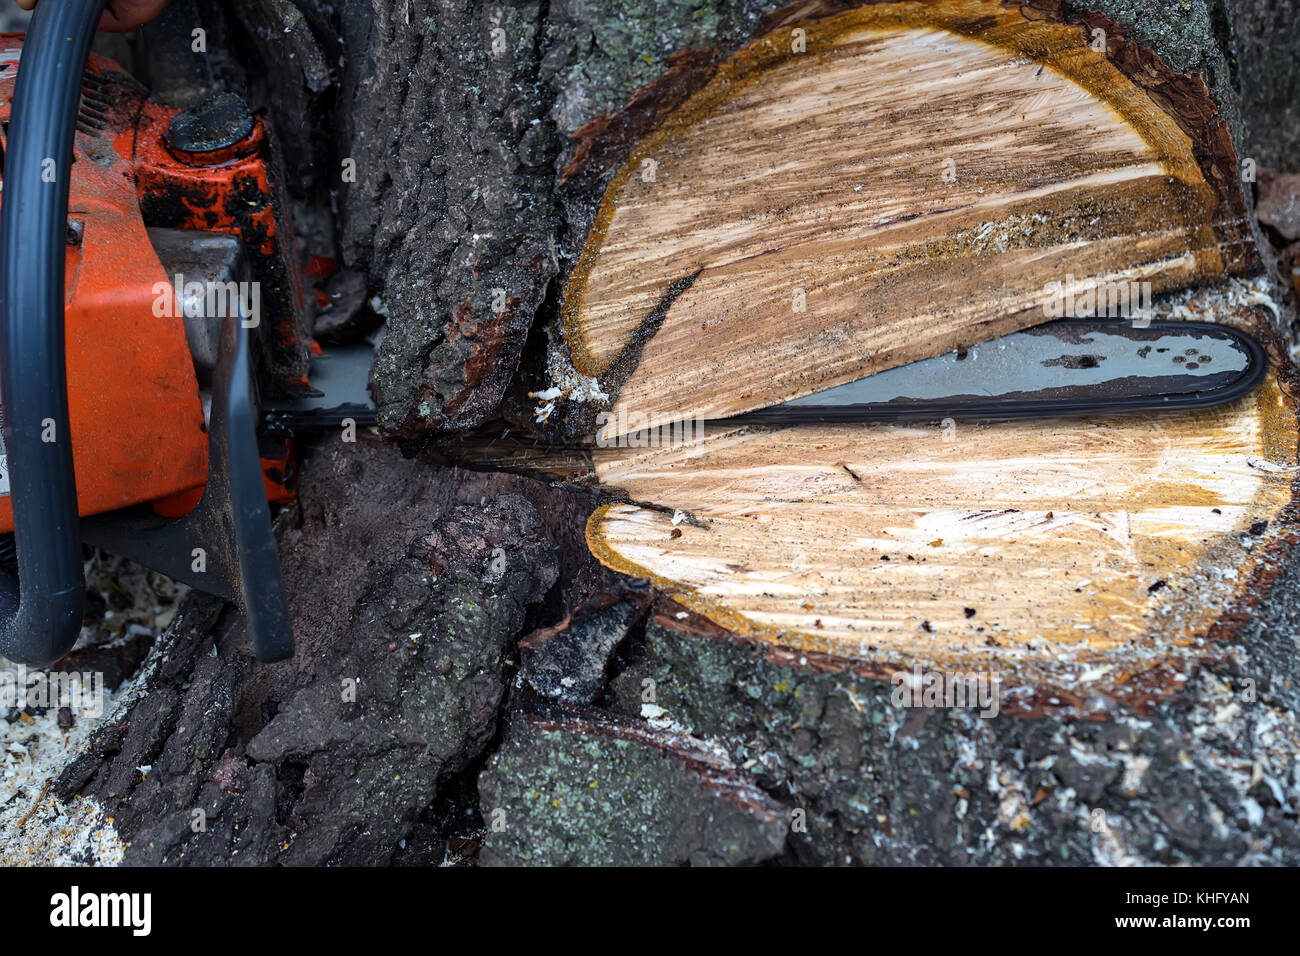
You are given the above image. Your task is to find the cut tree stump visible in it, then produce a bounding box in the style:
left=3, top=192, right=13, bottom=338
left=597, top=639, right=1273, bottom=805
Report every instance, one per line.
left=474, top=1, right=1300, bottom=864
left=544, top=0, right=1300, bottom=712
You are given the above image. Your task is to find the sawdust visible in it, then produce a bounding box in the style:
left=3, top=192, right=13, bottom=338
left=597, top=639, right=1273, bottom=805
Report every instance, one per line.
left=0, top=552, right=184, bottom=866
left=0, top=713, right=124, bottom=866
left=533, top=317, right=609, bottom=423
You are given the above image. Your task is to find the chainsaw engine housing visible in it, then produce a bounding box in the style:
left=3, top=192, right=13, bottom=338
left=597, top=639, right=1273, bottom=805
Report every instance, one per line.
left=0, top=34, right=309, bottom=534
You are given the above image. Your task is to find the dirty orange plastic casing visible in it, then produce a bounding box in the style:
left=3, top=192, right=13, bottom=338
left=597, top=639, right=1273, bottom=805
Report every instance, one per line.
left=0, top=38, right=210, bottom=534
left=0, top=37, right=302, bottom=533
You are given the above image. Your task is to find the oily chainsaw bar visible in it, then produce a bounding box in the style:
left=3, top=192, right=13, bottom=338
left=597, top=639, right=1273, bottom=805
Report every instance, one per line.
left=727, top=319, right=1268, bottom=426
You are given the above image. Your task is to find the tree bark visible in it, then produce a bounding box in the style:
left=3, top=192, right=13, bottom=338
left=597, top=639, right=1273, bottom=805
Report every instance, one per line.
left=29, top=0, right=1300, bottom=866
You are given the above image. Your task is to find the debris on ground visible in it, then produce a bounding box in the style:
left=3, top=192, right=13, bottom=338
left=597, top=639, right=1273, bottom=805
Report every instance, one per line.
left=0, top=552, right=184, bottom=865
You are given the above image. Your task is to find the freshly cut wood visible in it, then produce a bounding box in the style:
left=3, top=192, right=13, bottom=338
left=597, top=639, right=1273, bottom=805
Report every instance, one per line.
left=563, top=0, right=1253, bottom=439
left=585, top=312, right=1298, bottom=696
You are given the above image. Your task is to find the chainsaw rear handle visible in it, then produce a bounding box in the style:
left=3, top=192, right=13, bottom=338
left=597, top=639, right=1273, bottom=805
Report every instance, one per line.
left=0, top=0, right=107, bottom=666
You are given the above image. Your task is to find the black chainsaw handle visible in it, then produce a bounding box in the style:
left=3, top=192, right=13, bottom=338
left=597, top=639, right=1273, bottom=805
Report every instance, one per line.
left=0, top=0, right=106, bottom=666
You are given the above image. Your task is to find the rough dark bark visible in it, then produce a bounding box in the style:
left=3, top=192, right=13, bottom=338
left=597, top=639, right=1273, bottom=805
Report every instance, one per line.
left=334, top=1, right=560, bottom=437
left=54, top=440, right=567, bottom=864
left=479, top=700, right=790, bottom=866
left=594, top=597, right=1300, bottom=865
left=1223, top=0, right=1300, bottom=175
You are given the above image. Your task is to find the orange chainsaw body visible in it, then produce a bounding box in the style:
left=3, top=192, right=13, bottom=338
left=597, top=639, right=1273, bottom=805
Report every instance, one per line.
left=0, top=36, right=303, bottom=534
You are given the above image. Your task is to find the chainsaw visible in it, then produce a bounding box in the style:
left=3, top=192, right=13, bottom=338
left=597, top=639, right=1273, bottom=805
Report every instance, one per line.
left=0, top=2, right=1271, bottom=668
left=0, top=0, right=372, bottom=668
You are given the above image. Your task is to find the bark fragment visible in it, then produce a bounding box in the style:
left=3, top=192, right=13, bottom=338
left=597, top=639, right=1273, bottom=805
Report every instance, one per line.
left=479, top=702, right=790, bottom=866
left=519, top=583, right=652, bottom=704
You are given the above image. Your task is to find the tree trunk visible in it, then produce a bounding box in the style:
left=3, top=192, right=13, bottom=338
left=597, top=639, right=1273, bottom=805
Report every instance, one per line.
left=16, top=0, right=1300, bottom=866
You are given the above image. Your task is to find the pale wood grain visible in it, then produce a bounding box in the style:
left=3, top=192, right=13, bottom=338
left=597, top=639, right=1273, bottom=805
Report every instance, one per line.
left=588, top=368, right=1297, bottom=684
left=565, top=0, right=1244, bottom=439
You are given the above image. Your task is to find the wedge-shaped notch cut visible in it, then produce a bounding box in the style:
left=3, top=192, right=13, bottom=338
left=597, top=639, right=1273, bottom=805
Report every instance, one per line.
left=564, top=0, right=1254, bottom=440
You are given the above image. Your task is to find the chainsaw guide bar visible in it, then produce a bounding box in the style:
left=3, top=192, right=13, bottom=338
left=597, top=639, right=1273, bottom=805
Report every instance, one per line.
left=730, top=320, right=1268, bottom=426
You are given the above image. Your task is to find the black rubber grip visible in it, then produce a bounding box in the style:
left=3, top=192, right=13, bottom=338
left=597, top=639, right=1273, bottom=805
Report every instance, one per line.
left=0, top=0, right=108, bottom=666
